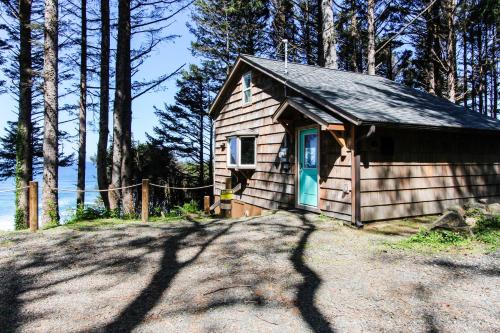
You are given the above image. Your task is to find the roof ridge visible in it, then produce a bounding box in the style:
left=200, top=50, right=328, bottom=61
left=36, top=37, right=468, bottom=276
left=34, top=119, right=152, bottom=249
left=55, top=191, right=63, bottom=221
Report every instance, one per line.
left=240, top=53, right=386, bottom=80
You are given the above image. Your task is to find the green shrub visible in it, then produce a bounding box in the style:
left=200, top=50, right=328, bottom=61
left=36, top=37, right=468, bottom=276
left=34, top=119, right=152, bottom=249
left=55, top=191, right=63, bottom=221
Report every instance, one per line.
left=398, top=228, right=470, bottom=249
left=474, top=214, right=500, bottom=248
left=14, top=209, right=27, bottom=230
left=176, top=200, right=200, bottom=215
left=393, top=213, right=500, bottom=252
left=153, top=200, right=202, bottom=220
left=68, top=204, right=110, bottom=223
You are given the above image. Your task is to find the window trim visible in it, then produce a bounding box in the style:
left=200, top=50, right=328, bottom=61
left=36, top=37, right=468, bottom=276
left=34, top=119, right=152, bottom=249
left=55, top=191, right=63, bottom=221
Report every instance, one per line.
left=227, top=136, right=238, bottom=168
left=226, top=135, right=257, bottom=169
left=242, top=71, right=252, bottom=105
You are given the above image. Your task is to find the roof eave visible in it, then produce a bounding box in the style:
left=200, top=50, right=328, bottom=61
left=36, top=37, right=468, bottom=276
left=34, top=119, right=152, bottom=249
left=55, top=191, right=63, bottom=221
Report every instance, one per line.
left=209, top=55, right=362, bottom=126
left=360, top=120, right=500, bottom=133
left=240, top=55, right=362, bottom=126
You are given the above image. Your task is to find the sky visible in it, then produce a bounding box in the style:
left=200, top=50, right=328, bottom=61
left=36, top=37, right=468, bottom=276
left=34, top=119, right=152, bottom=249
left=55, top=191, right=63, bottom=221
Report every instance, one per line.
left=0, top=6, right=196, bottom=161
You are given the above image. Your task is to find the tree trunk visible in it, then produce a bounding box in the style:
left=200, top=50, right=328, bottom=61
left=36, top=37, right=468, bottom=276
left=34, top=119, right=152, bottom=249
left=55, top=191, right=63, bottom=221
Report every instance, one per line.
left=97, top=0, right=110, bottom=210
left=16, top=0, right=33, bottom=229
left=349, top=0, right=358, bottom=72
left=316, top=0, right=324, bottom=66
left=446, top=0, right=456, bottom=102
left=209, top=119, right=213, bottom=185
left=198, top=81, right=204, bottom=187
left=321, top=0, right=337, bottom=69
left=41, top=0, right=59, bottom=226
left=199, top=112, right=204, bottom=186
left=483, top=28, right=488, bottom=114
left=477, top=25, right=483, bottom=114
left=367, top=0, right=375, bottom=75
left=109, top=98, right=122, bottom=211
left=493, top=26, right=498, bottom=119
left=462, top=29, right=467, bottom=108
left=425, top=3, right=436, bottom=94
left=471, top=33, right=476, bottom=113
left=386, top=41, right=394, bottom=80
left=115, top=0, right=133, bottom=215
left=303, top=1, right=313, bottom=65
left=77, top=0, right=87, bottom=206
left=432, top=0, right=443, bottom=97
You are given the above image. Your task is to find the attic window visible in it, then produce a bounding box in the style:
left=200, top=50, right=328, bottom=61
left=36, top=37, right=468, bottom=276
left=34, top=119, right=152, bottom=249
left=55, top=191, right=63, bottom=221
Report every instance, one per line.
left=227, top=134, right=257, bottom=169
left=242, top=72, right=252, bottom=104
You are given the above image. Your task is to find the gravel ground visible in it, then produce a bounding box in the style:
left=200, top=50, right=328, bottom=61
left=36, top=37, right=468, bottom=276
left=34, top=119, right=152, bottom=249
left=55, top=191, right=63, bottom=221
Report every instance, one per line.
left=0, top=211, right=498, bottom=333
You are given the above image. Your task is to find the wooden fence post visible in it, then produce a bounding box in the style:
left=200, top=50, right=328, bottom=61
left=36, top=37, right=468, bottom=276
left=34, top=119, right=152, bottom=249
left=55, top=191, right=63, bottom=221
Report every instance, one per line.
left=221, top=177, right=232, bottom=218
left=29, top=181, right=38, bottom=232
left=142, top=179, right=149, bottom=223
left=203, top=195, right=210, bottom=214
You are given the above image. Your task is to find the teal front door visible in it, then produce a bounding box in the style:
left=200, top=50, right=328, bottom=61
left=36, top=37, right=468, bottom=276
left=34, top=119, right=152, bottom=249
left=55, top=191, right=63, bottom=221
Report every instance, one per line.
left=298, top=128, right=319, bottom=207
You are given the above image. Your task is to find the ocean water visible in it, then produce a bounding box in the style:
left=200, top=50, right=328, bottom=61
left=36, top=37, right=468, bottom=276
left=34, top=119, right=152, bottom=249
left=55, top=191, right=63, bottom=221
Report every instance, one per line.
left=0, top=162, right=99, bottom=231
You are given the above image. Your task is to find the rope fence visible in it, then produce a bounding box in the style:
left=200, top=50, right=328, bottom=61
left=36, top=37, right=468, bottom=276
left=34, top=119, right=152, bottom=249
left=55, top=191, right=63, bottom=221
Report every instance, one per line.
left=56, top=183, right=142, bottom=193
left=7, top=179, right=222, bottom=233
left=0, top=186, right=29, bottom=193
left=150, top=183, right=213, bottom=190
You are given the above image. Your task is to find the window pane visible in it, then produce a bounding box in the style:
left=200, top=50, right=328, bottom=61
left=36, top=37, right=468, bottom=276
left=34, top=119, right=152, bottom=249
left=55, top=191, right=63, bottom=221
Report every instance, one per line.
left=240, top=137, right=255, bottom=165
left=229, top=137, right=237, bottom=165
left=304, top=134, right=317, bottom=168
left=244, top=89, right=252, bottom=103
left=243, top=73, right=251, bottom=89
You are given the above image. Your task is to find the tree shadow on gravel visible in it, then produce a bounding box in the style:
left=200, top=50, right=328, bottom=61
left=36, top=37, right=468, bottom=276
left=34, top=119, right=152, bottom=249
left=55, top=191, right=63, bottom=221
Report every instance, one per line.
left=98, top=218, right=234, bottom=332
left=0, top=261, right=23, bottom=332
left=133, top=212, right=337, bottom=332
left=0, top=256, right=49, bottom=332
left=0, top=213, right=338, bottom=332
left=291, top=214, right=335, bottom=333
left=426, top=259, right=500, bottom=277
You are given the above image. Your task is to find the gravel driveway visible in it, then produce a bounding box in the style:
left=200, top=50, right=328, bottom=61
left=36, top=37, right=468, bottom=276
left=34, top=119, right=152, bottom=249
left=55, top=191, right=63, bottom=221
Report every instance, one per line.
left=0, top=211, right=498, bottom=332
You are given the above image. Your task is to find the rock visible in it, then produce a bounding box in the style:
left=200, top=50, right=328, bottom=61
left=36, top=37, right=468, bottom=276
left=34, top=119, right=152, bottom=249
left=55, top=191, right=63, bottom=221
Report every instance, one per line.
left=465, top=217, right=477, bottom=227
left=430, top=211, right=470, bottom=232
left=478, top=198, right=489, bottom=204
left=445, top=205, right=466, bottom=217
left=465, top=199, right=486, bottom=211
left=487, top=203, right=500, bottom=215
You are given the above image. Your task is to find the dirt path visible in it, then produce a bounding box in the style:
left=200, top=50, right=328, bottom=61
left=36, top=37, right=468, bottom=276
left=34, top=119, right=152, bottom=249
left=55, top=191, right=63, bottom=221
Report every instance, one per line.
left=0, top=211, right=498, bottom=332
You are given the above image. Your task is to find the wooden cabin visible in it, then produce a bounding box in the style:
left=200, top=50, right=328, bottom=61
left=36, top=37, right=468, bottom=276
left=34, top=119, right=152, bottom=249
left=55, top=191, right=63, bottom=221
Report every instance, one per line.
left=209, top=55, right=500, bottom=225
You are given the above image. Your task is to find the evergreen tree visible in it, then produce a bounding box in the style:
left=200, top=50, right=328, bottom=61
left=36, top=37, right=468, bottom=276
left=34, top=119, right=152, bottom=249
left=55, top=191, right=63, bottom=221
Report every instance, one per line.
left=149, top=64, right=212, bottom=187
left=189, top=0, right=269, bottom=85
left=321, top=0, right=338, bottom=68
left=77, top=0, right=88, bottom=206
left=97, top=0, right=110, bottom=209
left=296, top=0, right=321, bottom=65
left=41, top=0, right=60, bottom=226
left=269, top=0, right=298, bottom=60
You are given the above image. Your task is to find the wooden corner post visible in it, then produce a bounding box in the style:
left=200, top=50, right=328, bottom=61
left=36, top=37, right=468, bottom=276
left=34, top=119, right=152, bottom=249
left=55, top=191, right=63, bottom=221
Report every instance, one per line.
left=203, top=196, right=210, bottom=214
left=29, top=181, right=38, bottom=232
left=142, top=179, right=149, bottom=223
left=221, top=177, right=232, bottom=218
left=350, top=126, right=361, bottom=226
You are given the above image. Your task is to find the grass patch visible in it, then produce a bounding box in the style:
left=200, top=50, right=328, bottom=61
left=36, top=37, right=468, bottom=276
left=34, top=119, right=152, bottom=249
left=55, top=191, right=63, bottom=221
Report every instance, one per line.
left=59, top=200, right=207, bottom=231
left=365, top=216, right=436, bottom=237
left=389, top=213, right=500, bottom=253
left=473, top=214, right=500, bottom=251
left=0, top=238, right=16, bottom=248
left=393, top=228, right=472, bottom=252
left=62, top=218, right=137, bottom=231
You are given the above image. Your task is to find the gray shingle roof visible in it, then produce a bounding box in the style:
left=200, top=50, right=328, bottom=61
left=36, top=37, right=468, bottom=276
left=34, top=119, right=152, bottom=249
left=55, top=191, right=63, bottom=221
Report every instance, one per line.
left=278, top=96, right=343, bottom=126
left=242, top=55, right=500, bottom=131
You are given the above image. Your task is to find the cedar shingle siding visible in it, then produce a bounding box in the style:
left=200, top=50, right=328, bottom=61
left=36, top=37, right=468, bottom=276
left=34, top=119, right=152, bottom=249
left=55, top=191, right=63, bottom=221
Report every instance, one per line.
left=211, top=56, right=500, bottom=222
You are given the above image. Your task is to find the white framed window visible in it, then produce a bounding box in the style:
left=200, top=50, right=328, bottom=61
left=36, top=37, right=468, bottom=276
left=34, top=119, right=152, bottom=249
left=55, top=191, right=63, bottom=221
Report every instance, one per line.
left=242, top=72, right=252, bottom=104
left=227, top=135, right=256, bottom=169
